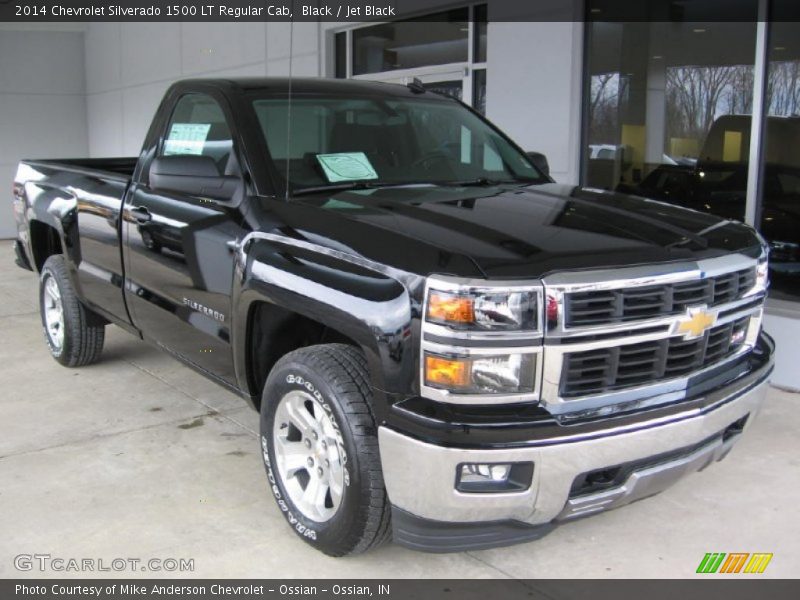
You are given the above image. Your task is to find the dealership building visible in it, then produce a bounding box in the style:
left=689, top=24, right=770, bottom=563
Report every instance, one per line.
left=1, top=0, right=798, bottom=385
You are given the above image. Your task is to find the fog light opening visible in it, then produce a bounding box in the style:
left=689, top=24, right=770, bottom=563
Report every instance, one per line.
left=456, top=462, right=534, bottom=493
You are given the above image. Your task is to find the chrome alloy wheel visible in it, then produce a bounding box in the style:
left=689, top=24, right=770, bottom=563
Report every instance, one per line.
left=272, top=390, right=345, bottom=522
left=43, top=275, right=65, bottom=351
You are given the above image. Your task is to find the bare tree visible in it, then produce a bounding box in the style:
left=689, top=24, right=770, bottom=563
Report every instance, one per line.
left=666, top=65, right=734, bottom=143
left=725, top=65, right=754, bottom=115
left=588, top=73, right=622, bottom=144
left=768, top=60, right=800, bottom=116
left=589, top=73, right=616, bottom=120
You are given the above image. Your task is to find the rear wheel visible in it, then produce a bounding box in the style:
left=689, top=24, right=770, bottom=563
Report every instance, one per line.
left=259, top=344, right=391, bottom=556
left=39, top=255, right=105, bottom=367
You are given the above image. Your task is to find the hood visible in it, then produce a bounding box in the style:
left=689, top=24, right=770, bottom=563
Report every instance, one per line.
left=254, top=183, right=763, bottom=279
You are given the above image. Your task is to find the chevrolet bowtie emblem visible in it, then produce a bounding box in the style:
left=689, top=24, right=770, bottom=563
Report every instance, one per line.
left=676, top=307, right=717, bottom=339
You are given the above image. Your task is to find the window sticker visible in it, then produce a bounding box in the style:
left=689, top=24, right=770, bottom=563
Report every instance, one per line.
left=164, top=123, right=211, bottom=155
left=483, top=142, right=503, bottom=171
left=316, top=152, right=378, bottom=182
left=460, top=126, right=472, bottom=164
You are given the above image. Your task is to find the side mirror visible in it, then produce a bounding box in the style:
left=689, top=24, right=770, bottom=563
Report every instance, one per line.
left=149, top=155, right=238, bottom=201
left=526, top=151, right=550, bottom=178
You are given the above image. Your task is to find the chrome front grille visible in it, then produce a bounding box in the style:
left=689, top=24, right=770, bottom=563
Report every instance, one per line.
left=560, top=316, right=750, bottom=397
left=541, top=253, right=767, bottom=415
left=418, top=253, right=766, bottom=414
left=564, top=267, right=756, bottom=327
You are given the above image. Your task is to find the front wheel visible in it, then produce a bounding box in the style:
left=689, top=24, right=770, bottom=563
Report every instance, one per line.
left=259, top=344, right=391, bottom=556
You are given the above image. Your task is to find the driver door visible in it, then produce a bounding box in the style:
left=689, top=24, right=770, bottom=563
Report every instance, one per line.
left=123, top=91, right=244, bottom=385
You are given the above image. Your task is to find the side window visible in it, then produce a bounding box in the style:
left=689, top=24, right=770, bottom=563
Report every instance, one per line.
left=162, top=93, right=233, bottom=174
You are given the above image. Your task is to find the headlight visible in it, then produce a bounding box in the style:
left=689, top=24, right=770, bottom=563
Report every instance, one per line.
left=421, top=277, right=543, bottom=402
left=755, top=257, right=769, bottom=291
left=424, top=352, right=536, bottom=394
left=753, top=232, right=770, bottom=293
left=426, top=289, right=538, bottom=331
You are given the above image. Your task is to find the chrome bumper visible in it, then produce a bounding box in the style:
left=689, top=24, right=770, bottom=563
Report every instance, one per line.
left=379, top=376, right=769, bottom=526
left=556, top=430, right=737, bottom=520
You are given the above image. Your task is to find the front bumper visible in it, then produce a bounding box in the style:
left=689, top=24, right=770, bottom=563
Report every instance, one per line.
left=380, top=335, right=773, bottom=551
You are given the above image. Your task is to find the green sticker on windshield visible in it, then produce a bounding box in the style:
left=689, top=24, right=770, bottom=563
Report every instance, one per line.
left=316, top=152, right=378, bottom=183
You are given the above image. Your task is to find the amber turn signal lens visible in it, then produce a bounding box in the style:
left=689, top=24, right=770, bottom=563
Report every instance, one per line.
left=427, top=292, right=475, bottom=324
left=425, top=355, right=471, bottom=389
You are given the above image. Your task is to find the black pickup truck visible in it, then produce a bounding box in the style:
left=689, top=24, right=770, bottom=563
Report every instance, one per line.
left=12, top=78, right=773, bottom=555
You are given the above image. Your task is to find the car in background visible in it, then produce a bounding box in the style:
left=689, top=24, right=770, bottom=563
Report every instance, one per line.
left=623, top=115, right=800, bottom=278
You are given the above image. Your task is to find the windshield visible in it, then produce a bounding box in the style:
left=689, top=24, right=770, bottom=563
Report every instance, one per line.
left=251, top=94, right=543, bottom=194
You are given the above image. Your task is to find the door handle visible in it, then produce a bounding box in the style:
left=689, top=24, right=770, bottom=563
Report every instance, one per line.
left=130, top=206, right=152, bottom=223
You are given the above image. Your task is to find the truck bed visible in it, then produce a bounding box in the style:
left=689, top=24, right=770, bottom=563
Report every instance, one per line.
left=14, top=157, right=136, bottom=325
left=25, top=157, right=137, bottom=179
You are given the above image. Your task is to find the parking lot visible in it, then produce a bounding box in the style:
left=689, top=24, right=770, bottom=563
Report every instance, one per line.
left=1, top=241, right=797, bottom=579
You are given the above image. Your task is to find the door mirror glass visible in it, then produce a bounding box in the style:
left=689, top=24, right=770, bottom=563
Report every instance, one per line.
left=526, top=151, right=550, bottom=177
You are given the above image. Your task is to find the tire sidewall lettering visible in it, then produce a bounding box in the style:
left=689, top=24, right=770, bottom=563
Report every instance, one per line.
left=261, top=433, right=318, bottom=541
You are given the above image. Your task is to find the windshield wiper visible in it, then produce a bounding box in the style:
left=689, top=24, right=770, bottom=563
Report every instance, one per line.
left=291, top=177, right=539, bottom=196
left=445, top=177, right=534, bottom=187
left=291, top=182, right=383, bottom=196
left=291, top=181, right=441, bottom=197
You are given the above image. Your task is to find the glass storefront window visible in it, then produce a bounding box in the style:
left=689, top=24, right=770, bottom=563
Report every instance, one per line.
left=336, top=6, right=488, bottom=113
left=584, top=19, right=758, bottom=205
left=584, top=6, right=800, bottom=302
left=473, top=69, right=487, bottom=115
left=474, top=4, right=488, bottom=63
left=760, top=16, right=800, bottom=300
left=351, top=8, right=469, bottom=76
left=334, top=32, right=347, bottom=79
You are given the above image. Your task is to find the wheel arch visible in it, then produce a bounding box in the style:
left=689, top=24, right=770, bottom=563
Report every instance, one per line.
left=232, top=235, right=424, bottom=417
left=29, top=219, right=64, bottom=272
left=25, top=178, right=82, bottom=278
left=241, top=299, right=372, bottom=410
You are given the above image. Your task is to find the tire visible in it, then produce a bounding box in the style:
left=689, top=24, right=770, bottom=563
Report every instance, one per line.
left=259, top=344, right=391, bottom=556
left=39, top=255, right=105, bottom=367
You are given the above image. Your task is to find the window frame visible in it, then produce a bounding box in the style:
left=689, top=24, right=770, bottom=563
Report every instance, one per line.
left=331, top=3, right=488, bottom=112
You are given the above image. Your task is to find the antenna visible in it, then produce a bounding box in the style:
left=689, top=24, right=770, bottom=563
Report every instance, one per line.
left=284, top=2, right=294, bottom=200
left=407, top=77, right=426, bottom=94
